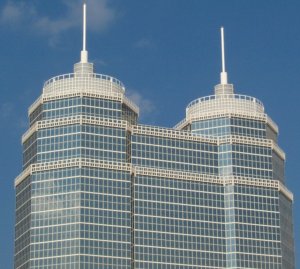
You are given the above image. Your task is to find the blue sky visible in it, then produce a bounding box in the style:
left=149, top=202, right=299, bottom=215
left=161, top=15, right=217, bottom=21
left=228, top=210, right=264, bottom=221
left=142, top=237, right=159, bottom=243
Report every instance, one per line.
left=0, top=0, right=299, bottom=267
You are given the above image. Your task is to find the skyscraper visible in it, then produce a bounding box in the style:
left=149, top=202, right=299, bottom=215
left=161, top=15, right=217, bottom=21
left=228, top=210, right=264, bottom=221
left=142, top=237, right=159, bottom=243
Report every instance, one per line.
left=14, top=3, right=294, bottom=269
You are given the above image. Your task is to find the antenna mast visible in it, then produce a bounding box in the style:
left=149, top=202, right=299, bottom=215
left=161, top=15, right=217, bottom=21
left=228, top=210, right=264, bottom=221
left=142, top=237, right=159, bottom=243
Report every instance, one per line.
left=220, top=27, right=228, bottom=84
left=81, top=1, right=88, bottom=63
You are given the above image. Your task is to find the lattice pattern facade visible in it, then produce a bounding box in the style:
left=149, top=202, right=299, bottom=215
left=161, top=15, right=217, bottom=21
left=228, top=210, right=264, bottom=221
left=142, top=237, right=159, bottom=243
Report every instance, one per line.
left=14, top=61, right=294, bottom=268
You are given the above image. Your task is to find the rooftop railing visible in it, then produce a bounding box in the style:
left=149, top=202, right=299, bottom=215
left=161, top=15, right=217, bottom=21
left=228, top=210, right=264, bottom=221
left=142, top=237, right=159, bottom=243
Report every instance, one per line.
left=44, top=73, right=125, bottom=89
left=186, top=94, right=265, bottom=120
left=187, top=94, right=264, bottom=109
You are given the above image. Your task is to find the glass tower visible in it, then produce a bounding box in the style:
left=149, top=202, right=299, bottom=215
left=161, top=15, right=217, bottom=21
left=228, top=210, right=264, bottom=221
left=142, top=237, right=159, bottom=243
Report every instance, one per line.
left=14, top=4, right=294, bottom=269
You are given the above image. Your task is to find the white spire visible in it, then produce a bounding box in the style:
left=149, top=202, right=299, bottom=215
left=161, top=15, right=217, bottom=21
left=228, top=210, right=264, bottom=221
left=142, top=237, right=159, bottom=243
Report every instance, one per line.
left=220, top=27, right=228, bottom=84
left=81, top=1, right=88, bottom=63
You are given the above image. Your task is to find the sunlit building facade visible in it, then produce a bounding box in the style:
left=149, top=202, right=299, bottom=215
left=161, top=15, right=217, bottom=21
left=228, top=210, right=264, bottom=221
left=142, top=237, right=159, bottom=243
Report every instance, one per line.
left=14, top=5, right=294, bottom=269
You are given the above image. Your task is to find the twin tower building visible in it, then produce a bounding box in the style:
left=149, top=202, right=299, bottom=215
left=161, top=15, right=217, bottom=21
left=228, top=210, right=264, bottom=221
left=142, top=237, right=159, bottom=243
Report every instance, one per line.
left=14, top=3, right=295, bottom=269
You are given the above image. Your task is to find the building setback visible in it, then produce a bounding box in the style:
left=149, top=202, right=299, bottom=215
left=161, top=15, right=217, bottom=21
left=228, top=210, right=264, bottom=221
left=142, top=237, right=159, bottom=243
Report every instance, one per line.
left=14, top=3, right=294, bottom=269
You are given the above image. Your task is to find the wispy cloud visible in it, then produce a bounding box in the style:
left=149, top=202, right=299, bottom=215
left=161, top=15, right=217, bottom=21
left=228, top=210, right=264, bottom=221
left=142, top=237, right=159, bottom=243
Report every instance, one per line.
left=0, top=102, right=28, bottom=129
left=126, top=89, right=156, bottom=121
left=134, top=38, right=155, bottom=49
left=0, top=102, right=14, bottom=119
left=0, top=2, right=33, bottom=25
left=92, top=58, right=107, bottom=67
left=0, top=0, right=116, bottom=44
left=17, top=116, right=28, bottom=130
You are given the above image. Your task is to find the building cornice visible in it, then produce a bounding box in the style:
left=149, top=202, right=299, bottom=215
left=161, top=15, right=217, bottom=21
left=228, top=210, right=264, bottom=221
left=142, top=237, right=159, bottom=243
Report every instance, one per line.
left=22, top=116, right=285, bottom=161
left=15, top=158, right=293, bottom=201
left=22, top=115, right=130, bottom=144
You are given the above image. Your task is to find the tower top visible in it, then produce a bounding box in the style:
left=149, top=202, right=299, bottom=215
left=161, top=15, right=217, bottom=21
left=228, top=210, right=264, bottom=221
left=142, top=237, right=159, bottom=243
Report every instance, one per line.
left=214, top=27, right=234, bottom=95
left=75, top=1, right=93, bottom=74
left=80, top=1, right=88, bottom=63
left=220, top=27, right=228, bottom=84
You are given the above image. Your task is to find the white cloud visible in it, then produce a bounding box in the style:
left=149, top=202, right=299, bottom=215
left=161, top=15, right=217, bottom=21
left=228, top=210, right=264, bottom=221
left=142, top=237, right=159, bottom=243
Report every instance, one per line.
left=0, top=2, right=22, bottom=24
left=0, top=102, right=14, bottom=119
left=93, top=58, right=107, bottom=67
left=17, top=116, right=28, bottom=130
left=134, top=38, right=155, bottom=49
left=126, top=90, right=156, bottom=119
left=0, top=2, right=34, bottom=25
left=85, top=0, right=116, bottom=32
left=0, top=0, right=116, bottom=40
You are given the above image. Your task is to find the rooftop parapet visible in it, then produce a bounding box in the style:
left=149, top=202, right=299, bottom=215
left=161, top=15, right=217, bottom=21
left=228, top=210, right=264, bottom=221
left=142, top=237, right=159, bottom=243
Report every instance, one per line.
left=42, top=72, right=125, bottom=97
left=186, top=93, right=265, bottom=122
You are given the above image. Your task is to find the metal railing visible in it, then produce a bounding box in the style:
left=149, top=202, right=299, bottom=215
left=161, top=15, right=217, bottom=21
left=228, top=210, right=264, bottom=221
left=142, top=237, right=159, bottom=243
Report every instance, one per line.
left=43, top=73, right=125, bottom=97
left=187, top=94, right=264, bottom=109
left=44, top=73, right=124, bottom=89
